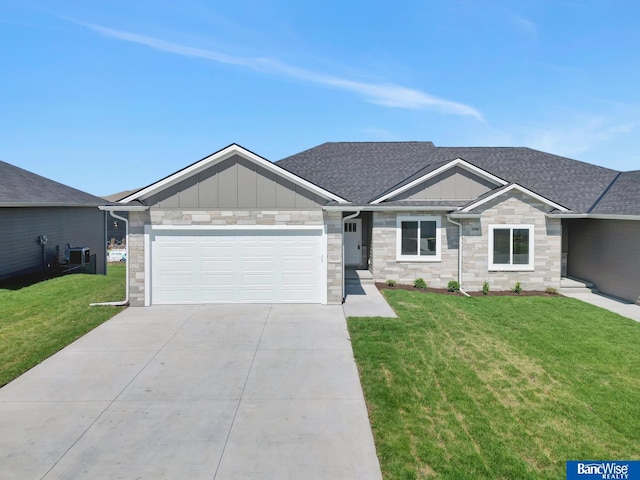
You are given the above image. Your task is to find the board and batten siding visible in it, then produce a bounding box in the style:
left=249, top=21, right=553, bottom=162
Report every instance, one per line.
left=566, top=218, right=640, bottom=304
left=144, top=154, right=327, bottom=209
left=0, top=207, right=106, bottom=279
left=391, top=166, right=497, bottom=201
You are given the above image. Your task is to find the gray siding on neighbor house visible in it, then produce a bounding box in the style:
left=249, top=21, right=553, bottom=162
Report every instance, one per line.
left=0, top=207, right=106, bottom=278
left=566, top=219, right=640, bottom=304
left=391, top=166, right=497, bottom=201
left=144, top=154, right=327, bottom=209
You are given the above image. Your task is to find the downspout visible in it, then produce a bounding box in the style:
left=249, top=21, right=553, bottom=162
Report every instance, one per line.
left=342, top=210, right=361, bottom=301
left=90, top=210, right=129, bottom=306
left=446, top=216, right=471, bottom=297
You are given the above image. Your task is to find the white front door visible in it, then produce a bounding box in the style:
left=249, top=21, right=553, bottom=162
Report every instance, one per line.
left=344, top=219, right=362, bottom=266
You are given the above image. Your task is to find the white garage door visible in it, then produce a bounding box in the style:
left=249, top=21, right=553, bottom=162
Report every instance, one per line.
left=151, top=229, right=324, bottom=304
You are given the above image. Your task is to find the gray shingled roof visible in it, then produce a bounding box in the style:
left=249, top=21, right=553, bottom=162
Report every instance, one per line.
left=589, top=171, right=640, bottom=215
left=0, top=160, right=107, bottom=206
left=277, top=142, right=637, bottom=214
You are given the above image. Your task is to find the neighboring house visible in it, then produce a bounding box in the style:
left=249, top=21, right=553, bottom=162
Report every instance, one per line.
left=111, top=143, right=640, bottom=307
left=0, top=160, right=108, bottom=279
left=102, top=190, right=137, bottom=244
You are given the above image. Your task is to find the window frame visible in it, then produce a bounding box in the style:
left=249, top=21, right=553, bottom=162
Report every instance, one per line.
left=488, top=224, right=535, bottom=271
left=396, top=215, right=442, bottom=262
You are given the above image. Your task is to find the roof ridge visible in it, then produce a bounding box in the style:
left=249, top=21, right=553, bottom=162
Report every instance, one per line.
left=587, top=171, right=622, bottom=213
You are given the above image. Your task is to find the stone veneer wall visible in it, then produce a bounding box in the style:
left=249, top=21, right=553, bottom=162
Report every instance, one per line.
left=126, top=209, right=343, bottom=306
left=370, top=211, right=460, bottom=288
left=369, top=193, right=562, bottom=292
left=461, top=192, right=561, bottom=292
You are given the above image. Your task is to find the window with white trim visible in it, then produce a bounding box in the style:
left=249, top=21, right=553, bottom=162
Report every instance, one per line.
left=396, top=216, right=441, bottom=261
left=488, top=224, right=534, bottom=271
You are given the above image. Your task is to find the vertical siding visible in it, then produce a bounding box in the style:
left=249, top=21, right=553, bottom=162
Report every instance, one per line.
left=0, top=207, right=106, bottom=279
left=567, top=219, right=640, bottom=304
left=144, top=154, right=327, bottom=209
left=393, top=167, right=496, bottom=201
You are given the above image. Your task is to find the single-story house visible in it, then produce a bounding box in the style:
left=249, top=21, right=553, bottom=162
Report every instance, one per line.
left=0, top=160, right=108, bottom=279
left=110, top=142, right=640, bottom=306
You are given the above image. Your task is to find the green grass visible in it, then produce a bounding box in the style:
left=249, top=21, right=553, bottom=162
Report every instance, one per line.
left=348, top=290, right=640, bottom=480
left=0, top=264, right=126, bottom=387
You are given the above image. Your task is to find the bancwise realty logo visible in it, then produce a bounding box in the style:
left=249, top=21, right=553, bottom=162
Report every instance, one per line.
left=567, top=461, right=640, bottom=479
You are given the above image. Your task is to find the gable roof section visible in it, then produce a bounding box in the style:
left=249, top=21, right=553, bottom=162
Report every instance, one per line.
left=0, top=159, right=107, bottom=207
left=459, top=183, right=570, bottom=213
left=120, top=144, right=348, bottom=204
left=277, top=142, right=439, bottom=204
left=370, top=158, right=508, bottom=204
left=278, top=143, right=622, bottom=213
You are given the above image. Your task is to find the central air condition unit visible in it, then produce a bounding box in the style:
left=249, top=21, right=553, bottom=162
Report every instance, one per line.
left=69, top=247, right=90, bottom=265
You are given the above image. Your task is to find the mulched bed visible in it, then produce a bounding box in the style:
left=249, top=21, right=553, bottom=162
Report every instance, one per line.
left=375, top=282, right=561, bottom=297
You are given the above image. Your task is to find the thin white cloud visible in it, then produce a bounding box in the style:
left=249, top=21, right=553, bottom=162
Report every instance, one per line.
left=525, top=117, right=635, bottom=158
left=75, top=20, right=483, bottom=120
left=510, top=14, right=538, bottom=38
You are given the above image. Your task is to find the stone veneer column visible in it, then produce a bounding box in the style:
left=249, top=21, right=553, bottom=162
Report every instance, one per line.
left=127, top=210, right=150, bottom=307
left=324, top=211, right=344, bottom=304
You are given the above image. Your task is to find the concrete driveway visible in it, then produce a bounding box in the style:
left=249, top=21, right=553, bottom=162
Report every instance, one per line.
left=0, top=304, right=382, bottom=480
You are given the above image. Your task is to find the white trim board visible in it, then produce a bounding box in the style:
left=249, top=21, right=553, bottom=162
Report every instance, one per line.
left=461, top=183, right=569, bottom=212
left=119, top=144, right=348, bottom=205
left=371, top=158, right=508, bottom=204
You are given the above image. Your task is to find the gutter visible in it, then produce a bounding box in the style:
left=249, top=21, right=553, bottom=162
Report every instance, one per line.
left=342, top=210, right=361, bottom=301
left=90, top=207, right=142, bottom=306
left=548, top=213, right=640, bottom=221
left=446, top=215, right=471, bottom=297
left=324, top=205, right=461, bottom=212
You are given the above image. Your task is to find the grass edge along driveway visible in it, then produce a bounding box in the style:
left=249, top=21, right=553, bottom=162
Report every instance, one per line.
left=0, top=264, right=126, bottom=387
left=348, top=290, right=640, bottom=480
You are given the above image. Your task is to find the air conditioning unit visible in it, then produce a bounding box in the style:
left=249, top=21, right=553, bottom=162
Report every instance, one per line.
left=69, top=247, right=90, bottom=265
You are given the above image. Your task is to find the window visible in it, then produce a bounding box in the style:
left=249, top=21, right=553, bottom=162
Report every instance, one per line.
left=396, top=216, right=441, bottom=261
left=488, top=225, right=534, bottom=271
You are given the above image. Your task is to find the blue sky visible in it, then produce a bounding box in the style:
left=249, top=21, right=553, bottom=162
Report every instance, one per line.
left=1, top=1, right=639, bottom=196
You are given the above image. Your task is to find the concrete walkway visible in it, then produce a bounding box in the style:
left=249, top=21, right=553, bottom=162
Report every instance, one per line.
left=0, top=304, right=382, bottom=480
left=561, top=291, right=640, bottom=322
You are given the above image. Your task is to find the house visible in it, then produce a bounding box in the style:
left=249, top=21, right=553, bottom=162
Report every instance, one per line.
left=111, top=143, right=640, bottom=307
left=0, top=160, right=108, bottom=279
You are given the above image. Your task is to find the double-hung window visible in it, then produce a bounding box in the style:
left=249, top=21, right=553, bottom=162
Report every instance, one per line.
left=488, top=224, right=534, bottom=271
left=396, top=216, right=441, bottom=261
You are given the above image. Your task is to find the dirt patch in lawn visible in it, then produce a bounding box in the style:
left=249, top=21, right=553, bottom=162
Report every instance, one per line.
left=375, top=282, right=560, bottom=297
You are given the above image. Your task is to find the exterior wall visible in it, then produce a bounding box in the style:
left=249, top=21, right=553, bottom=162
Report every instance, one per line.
left=370, top=210, right=460, bottom=288
left=370, top=192, right=562, bottom=291
left=324, top=211, right=343, bottom=304
left=144, top=155, right=327, bottom=209
left=0, top=206, right=106, bottom=279
left=461, top=192, right=562, bottom=292
left=127, top=208, right=343, bottom=306
left=566, top=219, right=640, bottom=304
left=392, top=167, right=497, bottom=201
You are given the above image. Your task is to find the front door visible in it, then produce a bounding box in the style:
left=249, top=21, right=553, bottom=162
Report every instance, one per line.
left=344, top=219, right=362, bottom=266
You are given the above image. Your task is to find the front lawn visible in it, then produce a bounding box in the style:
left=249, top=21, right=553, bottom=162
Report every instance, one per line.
left=348, top=290, right=640, bottom=480
left=0, top=264, right=126, bottom=387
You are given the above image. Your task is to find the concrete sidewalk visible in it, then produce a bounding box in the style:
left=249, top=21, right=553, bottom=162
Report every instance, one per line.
left=561, top=291, right=640, bottom=322
left=0, top=304, right=382, bottom=480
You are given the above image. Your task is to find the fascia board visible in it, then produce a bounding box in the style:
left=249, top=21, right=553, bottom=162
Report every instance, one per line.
left=0, top=202, right=106, bottom=207
left=323, top=205, right=460, bottom=212
left=99, top=204, right=149, bottom=212
left=549, top=213, right=640, bottom=221
left=461, top=183, right=569, bottom=212
left=370, top=158, right=508, bottom=204
left=119, top=144, right=348, bottom=204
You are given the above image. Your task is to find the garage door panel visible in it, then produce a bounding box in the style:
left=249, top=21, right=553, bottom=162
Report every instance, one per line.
left=152, top=230, right=323, bottom=304
left=201, top=274, right=234, bottom=286
left=200, top=287, right=235, bottom=302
